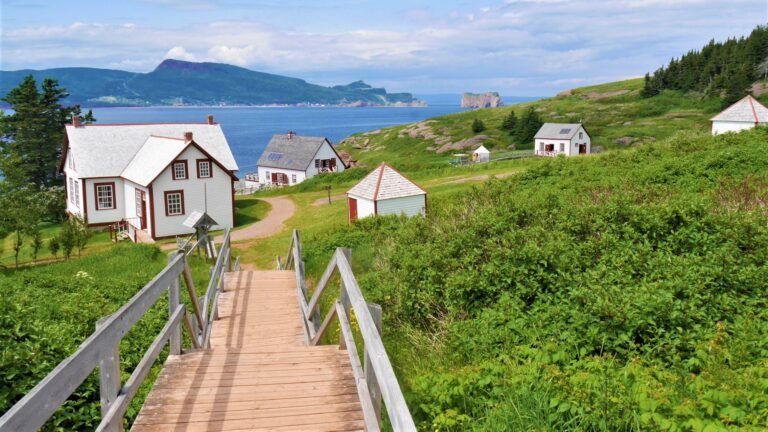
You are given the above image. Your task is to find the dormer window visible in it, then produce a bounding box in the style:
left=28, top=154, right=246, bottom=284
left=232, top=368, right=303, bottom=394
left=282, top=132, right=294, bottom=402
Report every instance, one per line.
left=172, top=160, right=188, bottom=180
left=197, top=159, right=212, bottom=178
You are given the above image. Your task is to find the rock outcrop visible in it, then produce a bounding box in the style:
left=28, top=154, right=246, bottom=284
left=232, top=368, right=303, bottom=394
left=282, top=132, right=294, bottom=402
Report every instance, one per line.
left=461, top=92, right=502, bottom=109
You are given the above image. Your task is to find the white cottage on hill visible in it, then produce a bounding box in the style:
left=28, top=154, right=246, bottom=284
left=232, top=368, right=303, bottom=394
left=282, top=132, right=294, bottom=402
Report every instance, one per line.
left=60, top=116, right=239, bottom=240
left=534, top=123, right=591, bottom=156
left=711, top=95, right=768, bottom=135
left=256, top=132, right=346, bottom=186
left=346, top=163, right=427, bottom=223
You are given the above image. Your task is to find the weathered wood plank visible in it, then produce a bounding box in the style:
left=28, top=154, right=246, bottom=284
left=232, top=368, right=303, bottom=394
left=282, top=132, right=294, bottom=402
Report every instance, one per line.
left=337, top=302, right=381, bottom=432
left=96, top=305, right=186, bottom=431
left=336, top=250, right=417, bottom=431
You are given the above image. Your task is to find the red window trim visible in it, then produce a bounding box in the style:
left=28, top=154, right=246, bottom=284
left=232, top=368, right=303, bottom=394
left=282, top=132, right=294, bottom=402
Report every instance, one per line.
left=164, top=190, right=185, bottom=216
left=93, top=182, right=117, bottom=210
left=196, top=158, right=213, bottom=178
left=172, top=160, right=189, bottom=180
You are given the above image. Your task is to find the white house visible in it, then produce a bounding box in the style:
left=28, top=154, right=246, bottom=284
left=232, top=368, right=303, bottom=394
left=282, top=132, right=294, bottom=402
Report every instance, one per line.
left=534, top=123, right=591, bottom=156
left=711, top=95, right=768, bottom=135
left=473, top=145, right=490, bottom=163
left=256, top=132, right=346, bottom=186
left=60, top=116, right=239, bottom=240
left=346, top=163, right=427, bottom=223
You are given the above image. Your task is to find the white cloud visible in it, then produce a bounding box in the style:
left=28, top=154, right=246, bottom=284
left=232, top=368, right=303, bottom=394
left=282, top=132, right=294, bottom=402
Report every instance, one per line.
left=164, top=46, right=197, bottom=61
left=2, top=0, right=767, bottom=95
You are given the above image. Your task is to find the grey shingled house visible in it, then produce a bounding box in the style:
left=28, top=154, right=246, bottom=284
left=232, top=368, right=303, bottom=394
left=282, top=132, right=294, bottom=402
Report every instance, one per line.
left=256, top=132, right=346, bottom=186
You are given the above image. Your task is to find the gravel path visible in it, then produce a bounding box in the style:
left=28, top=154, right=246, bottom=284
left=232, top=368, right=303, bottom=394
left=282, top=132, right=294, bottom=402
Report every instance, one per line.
left=160, top=197, right=296, bottom=250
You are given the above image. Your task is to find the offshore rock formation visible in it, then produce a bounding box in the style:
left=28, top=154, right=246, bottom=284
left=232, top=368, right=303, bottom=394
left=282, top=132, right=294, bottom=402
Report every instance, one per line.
left=461, top=92, right=502, bottom=108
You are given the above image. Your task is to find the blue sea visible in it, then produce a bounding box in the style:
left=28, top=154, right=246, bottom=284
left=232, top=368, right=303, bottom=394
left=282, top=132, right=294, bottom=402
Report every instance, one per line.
left=88, top=95, right=538, bottom=174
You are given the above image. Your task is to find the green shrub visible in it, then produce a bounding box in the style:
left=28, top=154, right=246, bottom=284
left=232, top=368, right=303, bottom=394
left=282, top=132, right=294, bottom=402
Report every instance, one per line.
left=318, top=128, right=768, bottom=430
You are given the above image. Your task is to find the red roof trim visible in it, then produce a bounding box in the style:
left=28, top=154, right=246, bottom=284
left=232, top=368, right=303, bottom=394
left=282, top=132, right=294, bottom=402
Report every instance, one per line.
left=748, top=95, right=759, bottom=124
left=381, top=162, right=428, bottom=196
left=373, top=163, right=387, bottom=201
left=66, top=122, right=216, bottom=127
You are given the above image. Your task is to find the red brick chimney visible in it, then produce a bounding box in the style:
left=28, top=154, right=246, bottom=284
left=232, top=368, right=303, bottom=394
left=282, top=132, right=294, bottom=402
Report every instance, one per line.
left=207, top=115, right=214, bottom=125
left=72, top=116, right=81, bottom=127
left=184, top=132, right=193, bottom=141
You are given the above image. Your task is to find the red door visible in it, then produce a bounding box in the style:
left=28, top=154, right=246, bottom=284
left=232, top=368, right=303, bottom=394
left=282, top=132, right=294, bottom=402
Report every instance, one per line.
left=348, top=198, right=358, bottom=222
left=271, top=173, right=278, bottom=185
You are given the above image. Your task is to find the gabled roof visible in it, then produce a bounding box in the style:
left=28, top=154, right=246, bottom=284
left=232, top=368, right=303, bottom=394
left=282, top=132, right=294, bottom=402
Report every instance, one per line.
left=257, top=134, right=338, bottom=171
left=534, top=123, right=585, bottom=140
left=121, top=136, right=188, bottom=186
left=711, top=95, right=768, bottom=123
left=474, top=144, right=490, bottom=154
left=347, top=163, right=426, bottom=201
left=63, top=123, right=238, bottom=178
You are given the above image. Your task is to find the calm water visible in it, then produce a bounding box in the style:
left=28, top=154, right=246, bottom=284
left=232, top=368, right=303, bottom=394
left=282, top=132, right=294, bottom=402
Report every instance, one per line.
left=89, top=95, right=538, bottom=174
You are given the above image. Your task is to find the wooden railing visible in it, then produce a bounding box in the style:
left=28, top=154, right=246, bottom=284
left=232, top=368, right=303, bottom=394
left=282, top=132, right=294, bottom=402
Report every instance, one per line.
left=281, top=230, right=416, bottom=432
left=0, top=229, right=236, bottom=432
left=108, top=220, right=129, bottom=242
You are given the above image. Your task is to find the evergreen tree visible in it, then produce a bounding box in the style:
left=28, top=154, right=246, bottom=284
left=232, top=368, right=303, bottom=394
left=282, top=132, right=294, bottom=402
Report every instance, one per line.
left=642, top=25, right=768, bottom=101
left=0, top=75, right=82, bottom=188
left=514, top=107, right=544, bottom=144
left=501, top=111, right=517, bottom=131
left=471, top=118, right=486, bottom=133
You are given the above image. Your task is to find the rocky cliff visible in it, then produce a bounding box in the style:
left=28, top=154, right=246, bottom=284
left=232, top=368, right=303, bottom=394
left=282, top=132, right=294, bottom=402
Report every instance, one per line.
left=461, top=92, right=503, bottom=108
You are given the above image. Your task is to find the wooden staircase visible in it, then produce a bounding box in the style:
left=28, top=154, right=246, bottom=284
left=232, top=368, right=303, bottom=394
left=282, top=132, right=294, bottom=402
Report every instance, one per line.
left=131, top=270, right=365, bottom=431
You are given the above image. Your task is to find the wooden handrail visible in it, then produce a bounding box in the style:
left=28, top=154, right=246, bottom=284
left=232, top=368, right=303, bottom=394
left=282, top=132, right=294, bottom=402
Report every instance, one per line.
left=285, top=229, right=416, bottom=432
left=0, top=231, right=237, bottom=431
left=201, top=229, right=233, bottom=348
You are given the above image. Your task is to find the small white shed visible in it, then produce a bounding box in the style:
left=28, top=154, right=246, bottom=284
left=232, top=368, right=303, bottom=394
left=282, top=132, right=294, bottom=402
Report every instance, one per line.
left=346, top=163, right=427, bottom=223
left=473, top=145, right=490, bottom=163
left=711, top=95, right=768, bottom=135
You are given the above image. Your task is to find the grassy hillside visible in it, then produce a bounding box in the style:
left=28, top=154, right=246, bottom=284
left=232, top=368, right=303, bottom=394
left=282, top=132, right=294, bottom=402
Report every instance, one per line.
left=0, top=244, right=213, bottom=430
left=302, top=127, right=768, bottom=430
left=338, top=79, right=768, bottom=171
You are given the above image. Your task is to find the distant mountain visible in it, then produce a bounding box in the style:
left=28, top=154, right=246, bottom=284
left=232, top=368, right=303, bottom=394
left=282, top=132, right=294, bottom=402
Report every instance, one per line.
left=0, top=59, right=424, bottom=107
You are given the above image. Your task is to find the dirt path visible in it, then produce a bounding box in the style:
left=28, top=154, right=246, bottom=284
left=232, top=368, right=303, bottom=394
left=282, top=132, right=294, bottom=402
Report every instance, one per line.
left=161, top=197, right=296, bottom=250
left=220, top=197, right=296, bottom=242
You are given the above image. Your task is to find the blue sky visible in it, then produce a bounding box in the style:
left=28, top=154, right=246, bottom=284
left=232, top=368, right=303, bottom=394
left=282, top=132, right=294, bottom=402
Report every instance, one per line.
left=1, top=0, right=767, bottom=96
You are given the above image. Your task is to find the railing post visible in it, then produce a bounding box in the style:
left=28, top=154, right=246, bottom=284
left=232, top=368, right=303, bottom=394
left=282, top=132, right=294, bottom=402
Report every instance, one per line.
left=97, top=317, right=124, bottom=432
left=338, top=248, right=352, bottom=350
left=168, top=254, right=182, bottom=355
left=365, top=303, right=383, bottom=424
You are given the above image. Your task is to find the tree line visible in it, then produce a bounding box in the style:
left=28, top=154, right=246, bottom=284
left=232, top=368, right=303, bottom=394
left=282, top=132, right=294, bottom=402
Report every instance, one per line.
left=470, top=106, right=544, bottom=147
left=642, top=25, right=768, bottom=106
left=0, top=75, right=95, bottom=267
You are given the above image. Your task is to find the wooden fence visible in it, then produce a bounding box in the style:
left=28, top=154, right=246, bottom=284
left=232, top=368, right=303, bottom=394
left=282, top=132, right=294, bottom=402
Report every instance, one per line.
left=0, top=229, right=236, bottom=432
left=280, top=230, right=417, bottom=432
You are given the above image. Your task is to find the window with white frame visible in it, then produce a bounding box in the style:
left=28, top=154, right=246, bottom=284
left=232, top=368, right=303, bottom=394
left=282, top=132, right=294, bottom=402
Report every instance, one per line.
left=197, top=160, right=211, bottom=178
left=165, top=191, right=184, bottom=216
left=95, top=183, right=116, bottom=210
left=291, top=174, right=297, bottom=184
left=74, top=180, right=80, bottom=207
left=559, top=143, right=565, bottom=152
left=172, top=161, right=188, bottom=180
left=579, top=132, right=583, bottom=139
left=69, top=178, right=74, bottom=203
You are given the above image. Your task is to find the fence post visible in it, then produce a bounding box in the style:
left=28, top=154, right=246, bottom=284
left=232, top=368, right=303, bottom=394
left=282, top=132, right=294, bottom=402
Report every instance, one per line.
left=337, top=248, right=352, bottom=350
left=365, top=303, right=383, bottom=424
left=168, top=253, right=182, bottom=355
left=97, top=317, right=124, bottom=432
